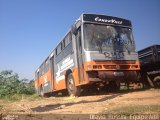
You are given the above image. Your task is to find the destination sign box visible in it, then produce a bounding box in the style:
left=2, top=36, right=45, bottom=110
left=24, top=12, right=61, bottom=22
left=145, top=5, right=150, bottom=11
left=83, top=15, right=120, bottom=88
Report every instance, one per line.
left=83, top=14, right=132, bottom=27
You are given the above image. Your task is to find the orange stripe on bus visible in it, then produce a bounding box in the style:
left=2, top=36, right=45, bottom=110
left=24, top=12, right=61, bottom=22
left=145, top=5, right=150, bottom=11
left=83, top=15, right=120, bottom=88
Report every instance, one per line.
left=35, top=69, right=52, bottom=88
left=35, top=60, right=140, bottom=91
left=84, top=60, right=140, bottom=71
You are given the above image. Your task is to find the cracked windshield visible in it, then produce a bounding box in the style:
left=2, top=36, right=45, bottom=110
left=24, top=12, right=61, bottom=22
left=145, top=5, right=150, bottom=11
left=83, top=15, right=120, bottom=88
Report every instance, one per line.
left=83, top=23, right=135, bottom=53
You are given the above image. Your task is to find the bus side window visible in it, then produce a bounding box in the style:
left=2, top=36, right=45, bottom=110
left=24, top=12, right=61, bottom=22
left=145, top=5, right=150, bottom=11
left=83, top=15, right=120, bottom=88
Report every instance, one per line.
left=62, top=40, right=65, bottom=50
left=64, top=32, right=72, bottom=47
left=61, top=42, right=63, bottom=50
left=44, top=58, right=49, bottom=73
left=57, top=43, right=62, bottom=55
left=56, top=48, right=57, bottom=56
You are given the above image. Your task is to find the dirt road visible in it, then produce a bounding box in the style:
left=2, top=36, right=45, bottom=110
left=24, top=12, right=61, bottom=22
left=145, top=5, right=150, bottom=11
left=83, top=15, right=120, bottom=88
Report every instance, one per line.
left=0, top=89, right=160, bottom=119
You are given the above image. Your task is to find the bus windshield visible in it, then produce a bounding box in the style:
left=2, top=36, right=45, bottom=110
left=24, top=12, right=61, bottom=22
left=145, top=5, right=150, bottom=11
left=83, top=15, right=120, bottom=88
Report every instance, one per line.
left=83, top=23, right=135, bottom=53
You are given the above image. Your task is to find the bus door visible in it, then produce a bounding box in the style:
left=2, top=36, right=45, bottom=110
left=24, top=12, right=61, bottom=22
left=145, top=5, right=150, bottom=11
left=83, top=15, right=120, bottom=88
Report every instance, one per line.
left=50, top=55, right=55, bottom=90
left=76, top=28, right=84, bottom=83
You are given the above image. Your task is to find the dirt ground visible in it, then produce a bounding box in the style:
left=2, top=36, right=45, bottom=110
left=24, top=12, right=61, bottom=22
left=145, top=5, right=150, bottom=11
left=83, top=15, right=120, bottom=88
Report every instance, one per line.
left=0, top=88, right=160, bottom=120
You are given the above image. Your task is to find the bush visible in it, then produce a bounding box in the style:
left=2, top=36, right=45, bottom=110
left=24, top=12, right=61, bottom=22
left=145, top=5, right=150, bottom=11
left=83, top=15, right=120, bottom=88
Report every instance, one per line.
left=0, top=70, right=35, bottom=99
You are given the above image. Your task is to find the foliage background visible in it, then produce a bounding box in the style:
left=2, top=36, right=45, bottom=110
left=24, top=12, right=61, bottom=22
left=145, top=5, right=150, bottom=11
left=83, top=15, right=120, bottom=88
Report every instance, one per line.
left=0, top=70, right=35, bottom=99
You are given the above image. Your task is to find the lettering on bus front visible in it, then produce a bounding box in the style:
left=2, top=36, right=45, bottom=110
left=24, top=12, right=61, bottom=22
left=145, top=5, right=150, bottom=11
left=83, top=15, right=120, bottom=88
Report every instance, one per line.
left=94, top=17, right=123, bottom=25
left=83, top=14, right=131, bottom=27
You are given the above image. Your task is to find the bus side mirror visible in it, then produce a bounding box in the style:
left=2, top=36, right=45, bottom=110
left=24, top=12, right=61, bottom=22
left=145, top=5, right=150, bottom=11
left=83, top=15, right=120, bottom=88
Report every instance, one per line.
left=71, top=25, right=77, bottom=35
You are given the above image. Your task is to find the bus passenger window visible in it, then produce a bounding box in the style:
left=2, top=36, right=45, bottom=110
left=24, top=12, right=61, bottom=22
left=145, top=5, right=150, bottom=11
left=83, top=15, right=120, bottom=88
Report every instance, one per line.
left=56, top=48, right=57, bottom=55
left=64, top=32, right=72, bottom=47
left=57, top=44, right=62, bottom=55
left=62, top=40, right=65, bottom=50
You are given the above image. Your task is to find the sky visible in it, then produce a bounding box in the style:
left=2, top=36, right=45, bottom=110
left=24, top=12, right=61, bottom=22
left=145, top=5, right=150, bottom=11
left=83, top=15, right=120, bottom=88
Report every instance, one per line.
left=0, top=0, right=160, bottom=80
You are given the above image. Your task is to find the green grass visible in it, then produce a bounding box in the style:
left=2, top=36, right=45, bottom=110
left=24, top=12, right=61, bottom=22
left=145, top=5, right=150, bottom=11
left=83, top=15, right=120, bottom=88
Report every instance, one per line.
left=25, top=94, right=44, bottom=101
left=0, top=94, right=43, bottom=101
left=102, top=105, right=160, bottom=115
left=120, top=85, right=128, bottom=90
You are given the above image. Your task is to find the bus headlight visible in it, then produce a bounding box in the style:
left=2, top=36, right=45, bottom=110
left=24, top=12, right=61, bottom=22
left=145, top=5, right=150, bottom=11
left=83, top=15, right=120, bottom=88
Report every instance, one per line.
left=131, top=65, right=138, bottom=69
left=93, top=65, right=102, bottom=69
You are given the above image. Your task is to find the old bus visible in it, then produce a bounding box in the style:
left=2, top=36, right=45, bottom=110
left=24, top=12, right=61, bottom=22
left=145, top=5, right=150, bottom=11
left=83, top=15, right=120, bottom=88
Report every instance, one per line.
left=35, top=14, right=140, bottom=96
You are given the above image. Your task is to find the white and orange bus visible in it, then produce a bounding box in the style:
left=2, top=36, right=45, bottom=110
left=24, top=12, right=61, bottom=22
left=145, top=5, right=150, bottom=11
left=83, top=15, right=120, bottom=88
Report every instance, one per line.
left=35, top=14, right=140, bottom=96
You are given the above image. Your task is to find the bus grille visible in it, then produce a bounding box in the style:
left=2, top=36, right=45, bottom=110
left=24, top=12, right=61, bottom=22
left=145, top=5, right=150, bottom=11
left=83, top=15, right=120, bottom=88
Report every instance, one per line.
left=95, top=60, right=136, bottom=64
left=103, top=65, right=130, bottom=69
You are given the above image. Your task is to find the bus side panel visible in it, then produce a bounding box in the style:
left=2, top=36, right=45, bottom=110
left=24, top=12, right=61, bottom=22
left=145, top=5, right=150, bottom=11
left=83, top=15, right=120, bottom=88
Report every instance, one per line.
left=54, top=43, right=76, bottom=90
left=53, top=78, right=66, bottom=91
left=34, top=79, right=39, bottom=94
left=54, top=54, right=75, bottom=90
left=36, top=69, right=52, bottom=94
left=72, top=67, right=81, bottom=86
left=52, top=67, right=79, bottom=90
left=51, top=67, right=80, bottom=91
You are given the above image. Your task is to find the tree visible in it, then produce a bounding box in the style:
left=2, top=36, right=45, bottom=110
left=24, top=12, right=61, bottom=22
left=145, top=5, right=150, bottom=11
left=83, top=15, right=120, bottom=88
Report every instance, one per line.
left=0, top=70, right=35, bottom=98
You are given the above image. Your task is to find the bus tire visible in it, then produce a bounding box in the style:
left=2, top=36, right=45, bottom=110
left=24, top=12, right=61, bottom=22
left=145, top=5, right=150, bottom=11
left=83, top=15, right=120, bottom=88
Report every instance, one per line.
left=67, top=73, right=80, bottom=96
left=147, top=75, right=155, bottom=88
left=153, top=76, right=160, bottom=88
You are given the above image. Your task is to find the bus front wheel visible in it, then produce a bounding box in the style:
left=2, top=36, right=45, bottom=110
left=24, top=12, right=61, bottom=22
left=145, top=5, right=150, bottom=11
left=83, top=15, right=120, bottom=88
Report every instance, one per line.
left=67, top=73, right=80, bottom=96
